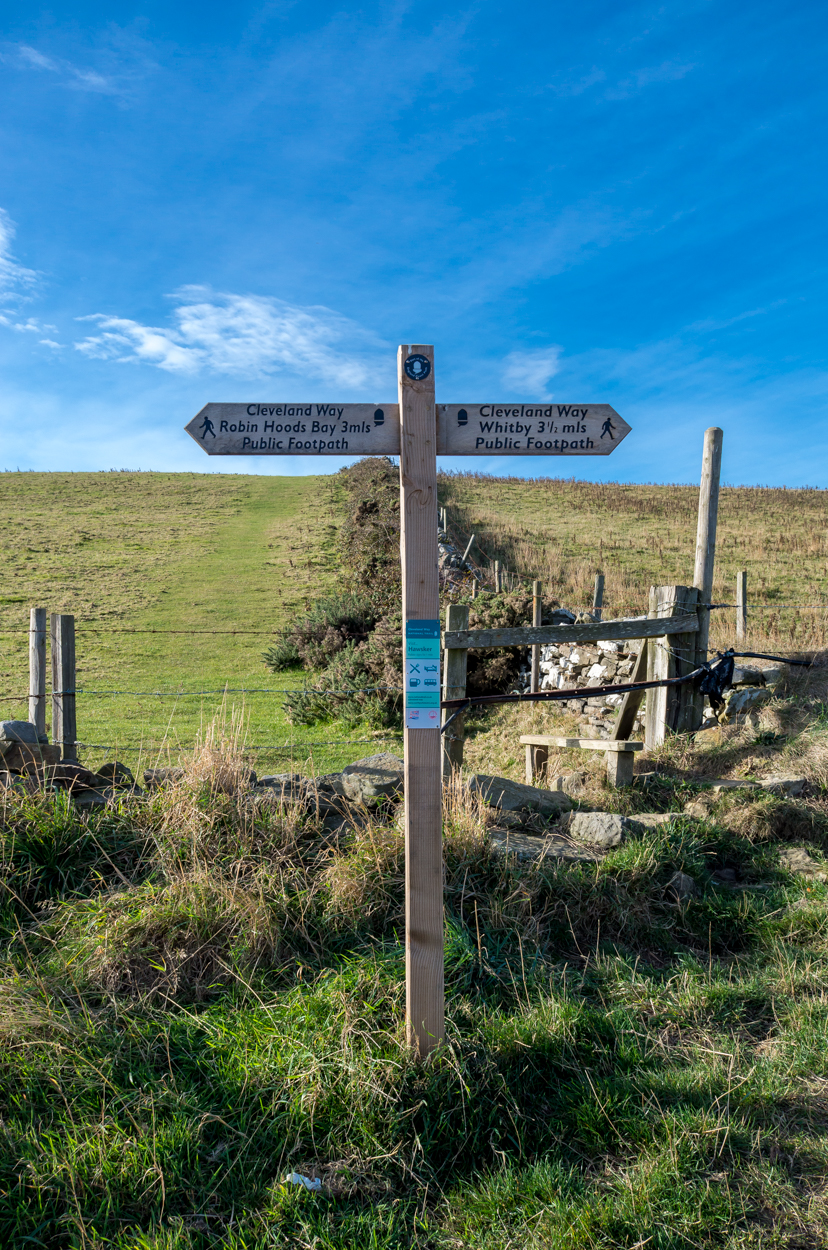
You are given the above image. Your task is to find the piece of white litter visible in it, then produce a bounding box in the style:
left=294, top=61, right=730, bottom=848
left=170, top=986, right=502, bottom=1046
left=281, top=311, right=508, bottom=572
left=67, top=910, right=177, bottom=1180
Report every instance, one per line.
left=285, top=1172, right=322, bottom=1191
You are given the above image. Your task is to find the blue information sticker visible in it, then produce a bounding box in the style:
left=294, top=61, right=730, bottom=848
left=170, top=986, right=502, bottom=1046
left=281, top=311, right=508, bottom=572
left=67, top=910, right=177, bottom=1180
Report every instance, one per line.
left=405, top=620, right=441, bottom=727
left=406, top=618, right=440, bottom=660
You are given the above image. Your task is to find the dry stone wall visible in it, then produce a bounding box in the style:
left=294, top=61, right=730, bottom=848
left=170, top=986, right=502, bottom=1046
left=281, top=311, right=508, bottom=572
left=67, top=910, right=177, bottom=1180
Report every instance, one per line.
left=538, top=638, right=645, bottom=739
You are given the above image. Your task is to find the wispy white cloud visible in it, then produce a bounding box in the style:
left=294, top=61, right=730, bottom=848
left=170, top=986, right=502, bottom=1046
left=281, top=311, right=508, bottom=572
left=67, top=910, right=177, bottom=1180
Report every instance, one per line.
left=74, top=286, right=388, bottom=386
left=501, top=346, right=563, bottom=399
left=0, top=210, right=39, bottom=305
left=1, top=42, right=126, bottom=96
left=606, top=60, right=695, bottom=99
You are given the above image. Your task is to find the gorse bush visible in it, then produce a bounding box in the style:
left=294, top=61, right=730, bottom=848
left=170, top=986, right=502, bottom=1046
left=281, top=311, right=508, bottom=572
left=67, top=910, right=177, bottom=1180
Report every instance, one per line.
left=263, top=593, right=382, bottom=673
left=267, top=457, right=569, bottom=724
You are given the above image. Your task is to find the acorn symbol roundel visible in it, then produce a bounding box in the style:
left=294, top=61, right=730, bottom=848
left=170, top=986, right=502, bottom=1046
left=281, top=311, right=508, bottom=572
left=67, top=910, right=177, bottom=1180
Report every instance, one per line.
left=404, top=354, right=431, bottom=382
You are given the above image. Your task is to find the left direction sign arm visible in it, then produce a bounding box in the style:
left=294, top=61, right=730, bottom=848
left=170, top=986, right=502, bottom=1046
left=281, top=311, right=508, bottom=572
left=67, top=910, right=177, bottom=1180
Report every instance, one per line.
left=185, top=403, right=401, bottom=455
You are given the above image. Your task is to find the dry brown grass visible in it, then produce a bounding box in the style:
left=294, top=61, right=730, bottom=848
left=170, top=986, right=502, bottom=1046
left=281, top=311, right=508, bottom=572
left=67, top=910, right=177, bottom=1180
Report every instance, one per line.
left=440, top=471, right=828, bottom=653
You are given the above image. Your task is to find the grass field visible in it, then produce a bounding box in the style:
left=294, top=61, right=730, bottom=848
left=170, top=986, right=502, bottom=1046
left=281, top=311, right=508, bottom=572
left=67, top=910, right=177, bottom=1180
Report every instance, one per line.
left=3, top=468, right=828, bottom=1248
left=0, top=471, right=400, bottom=776
left=441, top=473, right=828, bottom=652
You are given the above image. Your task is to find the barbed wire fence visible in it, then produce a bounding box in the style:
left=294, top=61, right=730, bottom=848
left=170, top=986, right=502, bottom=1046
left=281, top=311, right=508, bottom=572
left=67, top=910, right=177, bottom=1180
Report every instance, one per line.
left=0, top=573, right=824, bottom=769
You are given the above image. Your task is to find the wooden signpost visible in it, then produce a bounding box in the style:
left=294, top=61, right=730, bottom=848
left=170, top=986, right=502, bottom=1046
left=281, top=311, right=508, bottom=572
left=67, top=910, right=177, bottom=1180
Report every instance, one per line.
left=186, top=346, right=630, bottom=1057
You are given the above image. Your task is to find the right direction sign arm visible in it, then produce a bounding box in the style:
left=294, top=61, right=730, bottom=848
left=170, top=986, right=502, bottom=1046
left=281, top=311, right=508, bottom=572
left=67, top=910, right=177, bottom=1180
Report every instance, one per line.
left=436, top=404, right=630, bottom=455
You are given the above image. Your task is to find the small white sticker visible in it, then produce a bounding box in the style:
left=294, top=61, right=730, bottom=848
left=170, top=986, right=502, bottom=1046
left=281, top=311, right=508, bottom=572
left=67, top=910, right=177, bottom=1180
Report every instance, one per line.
left=406, top=707, right=441, bottom=729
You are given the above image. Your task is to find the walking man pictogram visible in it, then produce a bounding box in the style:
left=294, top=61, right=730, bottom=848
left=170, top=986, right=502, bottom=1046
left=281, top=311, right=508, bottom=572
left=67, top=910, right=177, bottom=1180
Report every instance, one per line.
left=600, top=416, right=616, bottom=440
left=199, top=415, right=216, bottom=439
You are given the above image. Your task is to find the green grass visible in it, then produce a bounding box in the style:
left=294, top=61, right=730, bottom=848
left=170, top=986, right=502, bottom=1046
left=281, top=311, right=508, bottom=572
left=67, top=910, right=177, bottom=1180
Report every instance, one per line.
left=2, top=772, right=828, bottom=1247
left=0, top=471, right=399, bottom=776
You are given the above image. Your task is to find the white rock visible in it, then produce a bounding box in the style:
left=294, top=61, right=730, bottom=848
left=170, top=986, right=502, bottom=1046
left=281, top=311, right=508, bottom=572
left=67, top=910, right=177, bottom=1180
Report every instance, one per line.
left=717, top=687, right=772, bottom=723
left=761, top=666, right=785, bottom=688
left=597, top=641, right=621, bottom=653
left=731, top=666, right=764, bottom=687
left=587, top=663, right=607, bottom=680
left=605, top=694, right=623, bottom=707
left=760, top=776, right=807, bottom=796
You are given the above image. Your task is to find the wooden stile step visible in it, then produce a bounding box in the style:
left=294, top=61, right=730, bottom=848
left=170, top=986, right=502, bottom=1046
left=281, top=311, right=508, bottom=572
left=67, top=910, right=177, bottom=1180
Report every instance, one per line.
left=520, top=735, right=644, bottom=789
left=520, top=735, right=643, bottom=752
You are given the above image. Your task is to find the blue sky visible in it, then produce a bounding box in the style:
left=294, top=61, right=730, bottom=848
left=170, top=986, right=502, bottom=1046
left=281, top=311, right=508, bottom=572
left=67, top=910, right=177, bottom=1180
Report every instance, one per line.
left=0, top=0, right=825, bottom=484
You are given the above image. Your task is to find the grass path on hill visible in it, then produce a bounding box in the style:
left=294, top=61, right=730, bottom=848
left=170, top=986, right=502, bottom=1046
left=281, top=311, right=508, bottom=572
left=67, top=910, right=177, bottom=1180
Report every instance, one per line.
left=0, top=471, right=398, bottom=774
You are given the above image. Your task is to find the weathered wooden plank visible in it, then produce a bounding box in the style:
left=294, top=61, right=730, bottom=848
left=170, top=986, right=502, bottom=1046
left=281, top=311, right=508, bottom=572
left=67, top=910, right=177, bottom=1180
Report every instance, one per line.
left=399, top=345, right=444, bottom=1059
left=607, top=750, right=635, bottom=786
left=29, top=607, right=46, bottom=737
left=610, top=641, right=649, bottom=741
left=646, top=585, right=700, bottom=747
left=525, top=742, right=548, bottom=784
left=442, top=602, right=469, bottom=777
left=519, top=735, right=644, bottom=752
left=444, top=613, right=698, bottom=650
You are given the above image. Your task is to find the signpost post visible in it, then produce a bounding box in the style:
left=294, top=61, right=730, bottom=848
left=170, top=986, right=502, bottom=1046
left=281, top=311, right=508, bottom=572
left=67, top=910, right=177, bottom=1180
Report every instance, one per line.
left=185, top=347, right=630, bottom=1057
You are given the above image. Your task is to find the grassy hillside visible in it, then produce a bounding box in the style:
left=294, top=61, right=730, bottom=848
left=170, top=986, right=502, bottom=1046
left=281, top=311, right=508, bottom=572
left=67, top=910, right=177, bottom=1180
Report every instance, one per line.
left=3, top=467, right=826, bottom=776
left=0, top=471, right=397, bottom=775
left=441, top=473, right=828, bottom=651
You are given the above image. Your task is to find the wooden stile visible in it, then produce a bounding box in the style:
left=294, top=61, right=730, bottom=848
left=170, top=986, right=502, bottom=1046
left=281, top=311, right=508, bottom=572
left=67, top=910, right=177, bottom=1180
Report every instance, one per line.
left=399, top=344, right=444, bottom=1058
left=29, top=607, right=46, bottom=736
left=442, top=603, right=469, bottom=777
left=50, top=613, right=77, bottom=762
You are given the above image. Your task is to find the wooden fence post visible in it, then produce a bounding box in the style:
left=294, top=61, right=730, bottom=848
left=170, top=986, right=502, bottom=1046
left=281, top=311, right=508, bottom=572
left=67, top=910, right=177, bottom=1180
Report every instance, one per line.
left=690, top=427, right=723, bottom=727
left=29, top=607, right=46, bottom=737
left=593, top=573, right=604, bottom=620
left=530, top=580, right=542, bottom=693
left=50, top=613, right=77, bottom=762
left=494, top=560, right=501, bottom=592
left=736, top=571, right=747, bottom=643
left=645, top=585, right=700, bottom=749
left=399, top=344, right=444, bottom=1058
left=442, top=603, right=469, bottom=777
left=461, top=533, right=475, bottom=565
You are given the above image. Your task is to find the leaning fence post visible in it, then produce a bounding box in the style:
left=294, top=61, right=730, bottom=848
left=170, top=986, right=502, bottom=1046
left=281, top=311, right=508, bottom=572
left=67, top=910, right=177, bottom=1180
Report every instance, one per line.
left=29, top=607, right=46, bottom=737
left=736, top=571, right=747, bottom=643
left=593, top=573, right=604, bottom=620
left=442, top=603, right=469, bottom=777
left=689, top=427, right=723, bottom=729
left=50, top=613, right=77, bottom=762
